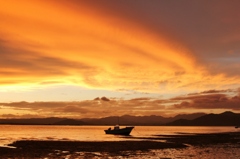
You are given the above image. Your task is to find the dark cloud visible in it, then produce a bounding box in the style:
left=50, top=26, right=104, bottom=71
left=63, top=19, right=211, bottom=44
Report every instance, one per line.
left=94, top=97, right=100, bottom=100
left=54, top=105, right=88, bottom=113
left=94, top=97, right=111, bottom=101
left=0, top=101, right=67, bottom=108
left=129, top=97, right=152, bottom=101
left=81, top=0, right=240, bottom=76
left=1, top=88, right=240, bottom=118
left=173, top=89, right=240, bottom=110
left=0, top=114, right=44, bottom=118
left=201, top=89, right=231, bottom=94
left=187, top=89, right=234, bottom=96
left=82, top=1, right=240, bottom=53
left=172, top=92, right=228, bottom=101
left=101, top=97, right=110, bottom=101
left=0, top=97, right=167, bottom=118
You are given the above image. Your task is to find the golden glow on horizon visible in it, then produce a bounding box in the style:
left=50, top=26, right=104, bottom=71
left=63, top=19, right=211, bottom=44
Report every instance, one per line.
left=0, top=106, right=35, bottom=117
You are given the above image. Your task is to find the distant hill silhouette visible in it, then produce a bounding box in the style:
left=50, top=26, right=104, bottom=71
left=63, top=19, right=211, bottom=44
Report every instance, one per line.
left=166, top=111, right=240, bottom=126
left=0, top=112, right=205, bottom=126
left=81, top=113, right=205, bottom=126
left=1, top=111, right=239, bottom=126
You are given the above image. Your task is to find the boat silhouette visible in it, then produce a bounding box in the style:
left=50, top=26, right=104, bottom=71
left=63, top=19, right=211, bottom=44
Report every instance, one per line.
left=104, top=117, right=134, bottom=135
left=104, top=125, right=134, bottom=135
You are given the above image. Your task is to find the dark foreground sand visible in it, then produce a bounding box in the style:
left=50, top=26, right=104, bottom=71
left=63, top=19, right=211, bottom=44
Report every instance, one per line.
left=0, top=132, right=239, bottom=158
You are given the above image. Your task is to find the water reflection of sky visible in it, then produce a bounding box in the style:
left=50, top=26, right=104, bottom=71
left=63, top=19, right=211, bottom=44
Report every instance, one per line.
left=0, top=125, right=238, bottom=146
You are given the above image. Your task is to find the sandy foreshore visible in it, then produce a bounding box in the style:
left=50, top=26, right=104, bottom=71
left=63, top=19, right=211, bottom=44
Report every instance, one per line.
left=0, top=132, right=239, bottom=158
left=0, top=140, right=186, bottom=158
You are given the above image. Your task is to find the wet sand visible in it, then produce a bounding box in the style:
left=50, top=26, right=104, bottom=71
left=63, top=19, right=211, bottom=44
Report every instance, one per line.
left=0, top=132, right=239, bottom=158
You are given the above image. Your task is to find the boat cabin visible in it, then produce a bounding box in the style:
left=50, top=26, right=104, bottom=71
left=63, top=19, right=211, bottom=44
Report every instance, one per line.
left=114, top=125, right=120, bottom=130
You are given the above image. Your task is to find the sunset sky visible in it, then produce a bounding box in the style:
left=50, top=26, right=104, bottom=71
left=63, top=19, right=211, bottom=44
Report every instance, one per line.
left=0, top=0, right=240, bottom=118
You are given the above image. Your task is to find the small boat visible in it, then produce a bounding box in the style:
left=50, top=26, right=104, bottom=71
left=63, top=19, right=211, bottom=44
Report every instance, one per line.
left=104, top=125, right=134, bottom=135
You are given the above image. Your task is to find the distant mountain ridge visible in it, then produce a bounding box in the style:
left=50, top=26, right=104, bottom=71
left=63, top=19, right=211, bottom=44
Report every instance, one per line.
left=0, top=112, right=205, bottom=125
left=0, top=111, right=239, bottom=126
left=81, top=113, right=205, bottom=125
left=166, top=111, right=240, bottom=126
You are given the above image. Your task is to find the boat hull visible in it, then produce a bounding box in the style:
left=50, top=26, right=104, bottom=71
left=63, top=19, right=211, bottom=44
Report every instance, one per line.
left=104, top=126, right=134, bottom=135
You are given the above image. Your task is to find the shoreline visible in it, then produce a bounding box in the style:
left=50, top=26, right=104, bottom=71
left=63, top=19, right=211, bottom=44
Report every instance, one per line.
left=1, top=132, right=240, bottom=158
left=1, top=140, right=186, bottom=158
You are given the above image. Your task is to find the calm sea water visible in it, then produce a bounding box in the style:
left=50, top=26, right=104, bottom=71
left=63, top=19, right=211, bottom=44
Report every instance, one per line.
left=0, top=125, right=239, bottom=158
left=0, top=125, right=237, bottom=145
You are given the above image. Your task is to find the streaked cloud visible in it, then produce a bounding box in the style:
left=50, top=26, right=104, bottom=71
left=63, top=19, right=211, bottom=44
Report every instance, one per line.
left=172, top=88, right=240, bottom=111
left=0, top=1, right=240, bottom=117
left=1, top=88, right=239, bottom=118
left=1, top=0, right=239, bottom=94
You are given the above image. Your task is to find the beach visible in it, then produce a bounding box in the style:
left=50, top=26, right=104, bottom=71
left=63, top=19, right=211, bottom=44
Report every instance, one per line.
left=1, top=132, right=240, bottom=158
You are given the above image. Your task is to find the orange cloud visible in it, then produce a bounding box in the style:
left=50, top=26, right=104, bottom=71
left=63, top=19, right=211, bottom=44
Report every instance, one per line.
left=0, top=98, right=166, bottom=118
left=1, top=87, right=240, bottom=119
left=0, top=0, right=239, bottom=94
left=171, top=89, right=240, bottom=112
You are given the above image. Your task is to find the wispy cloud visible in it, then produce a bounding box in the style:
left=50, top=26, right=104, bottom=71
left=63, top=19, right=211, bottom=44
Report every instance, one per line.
left=172, top=88, right=240, bottom=111
left=1, top=0, right=239, bottom=93
left=0, top=1, right=240, bottom=118
left=1, top=88, right=239, bottom=118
